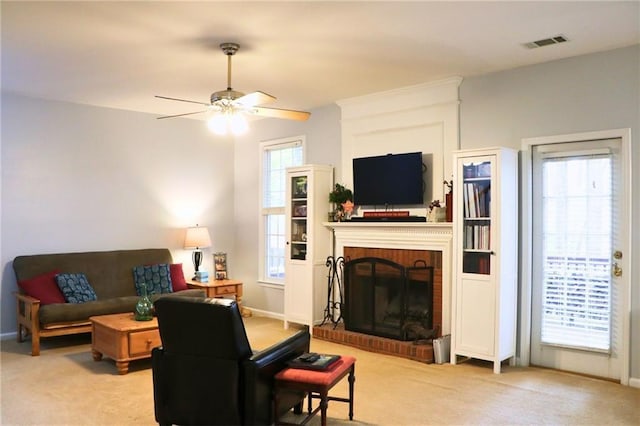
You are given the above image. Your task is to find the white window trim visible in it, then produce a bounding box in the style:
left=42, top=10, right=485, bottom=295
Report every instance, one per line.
left=258, top=135, right=306, bottom=285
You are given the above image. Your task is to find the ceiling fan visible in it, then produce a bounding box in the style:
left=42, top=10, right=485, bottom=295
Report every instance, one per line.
left=155, top=42, right=311, bottom=131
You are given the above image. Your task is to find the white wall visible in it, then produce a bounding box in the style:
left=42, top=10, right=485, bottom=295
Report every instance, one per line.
left=459, top=45, right=640, bottom=379
left=338, top=78, right=461, bottom=213
left=233, top=104, right=341, bottom=316
left=0, top=93, right=235, bottom=335
left=2, top=46, right=637, bottom=380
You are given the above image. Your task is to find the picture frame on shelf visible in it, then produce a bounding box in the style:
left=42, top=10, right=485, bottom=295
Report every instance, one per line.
left=292, top=176, right=308, bottom=198
left=214, top=252, right=227, bottom=280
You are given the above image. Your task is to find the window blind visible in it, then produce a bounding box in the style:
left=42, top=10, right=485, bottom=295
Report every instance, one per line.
left=540, top=153, right=612, bottom=352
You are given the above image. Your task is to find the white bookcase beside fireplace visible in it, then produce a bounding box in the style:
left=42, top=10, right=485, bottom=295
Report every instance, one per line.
left=284, top=164, right=333, bottom=332
left=450, top=147, right=518, bottom=373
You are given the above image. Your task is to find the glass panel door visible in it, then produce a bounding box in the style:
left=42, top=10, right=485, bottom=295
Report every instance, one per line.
left=290, top=175, right=308, bottom=261
left=530, top=137, right=627, bottom=381
left=461, top=159, right=492, bottom=275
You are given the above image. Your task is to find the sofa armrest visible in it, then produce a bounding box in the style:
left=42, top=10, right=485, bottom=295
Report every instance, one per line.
left=249, top=329, right=310, bottom=367
left=242, top=330, right=310, bottom=425
left=14, top=292, right=42, bottom=354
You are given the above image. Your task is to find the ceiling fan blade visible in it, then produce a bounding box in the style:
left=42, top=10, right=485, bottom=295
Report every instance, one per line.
left=235, top=91, right=276, bottom=107
left=252, top=106, right=311, bottom=121
left=157, top=110, right=207, bottom=119
left=155, top=95, right=210, bottom=106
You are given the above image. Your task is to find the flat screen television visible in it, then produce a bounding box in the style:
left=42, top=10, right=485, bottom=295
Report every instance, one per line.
left=352, top=152, right=424, bottom=206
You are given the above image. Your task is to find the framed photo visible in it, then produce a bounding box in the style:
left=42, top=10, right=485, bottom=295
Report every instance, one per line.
left=293, top=204, right=307, bottom=217
left=292, top=176, right=308, bottom=198
left=214, top=252, right=227, bottom=280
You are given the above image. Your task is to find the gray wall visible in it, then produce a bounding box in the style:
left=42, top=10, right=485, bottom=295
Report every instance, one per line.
left=0, top=93, right=235, bottom=335
left=459, top=45, right=640, bottom=378
left=233, top=104, right=341, bottom=316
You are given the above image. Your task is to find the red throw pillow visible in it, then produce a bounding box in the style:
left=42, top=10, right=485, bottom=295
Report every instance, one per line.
left=18, top=269, right=66, bottom=304
left=170, top=263, right=188, bottom=292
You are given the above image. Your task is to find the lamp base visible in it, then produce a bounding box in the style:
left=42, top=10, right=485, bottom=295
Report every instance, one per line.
left=192, top=249, right=203, bottom=272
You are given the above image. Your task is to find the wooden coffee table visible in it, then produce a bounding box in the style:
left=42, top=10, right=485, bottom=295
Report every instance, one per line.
left=90, top=312, right=160, bottom=375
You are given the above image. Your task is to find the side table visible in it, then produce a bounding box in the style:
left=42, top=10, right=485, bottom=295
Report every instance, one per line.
left=187, top=279, right=251, bottom=317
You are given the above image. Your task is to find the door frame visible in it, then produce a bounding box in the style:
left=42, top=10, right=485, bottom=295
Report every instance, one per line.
left=520, top=128, right=632, bottom=385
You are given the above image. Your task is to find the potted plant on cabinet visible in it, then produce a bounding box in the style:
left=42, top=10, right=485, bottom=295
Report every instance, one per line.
left=328, top=183, right=353, bottom=221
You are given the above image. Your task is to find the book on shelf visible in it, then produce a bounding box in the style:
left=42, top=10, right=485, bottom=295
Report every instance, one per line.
left=464, top=224, right=491, bottom=250
left=463, top=182, right=491, bottom=219
left=363, top=210, right=410, bottom=218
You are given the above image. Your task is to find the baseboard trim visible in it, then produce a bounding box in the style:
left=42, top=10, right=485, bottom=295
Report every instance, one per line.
left=244, top=306, right=284, bottom=321
left=629, top=377, right=640, bottom=388
left=1, top=331, right=18, bottom=341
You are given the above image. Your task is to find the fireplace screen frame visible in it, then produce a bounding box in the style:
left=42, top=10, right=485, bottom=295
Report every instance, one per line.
left=343, top=257, right=434, bottom=341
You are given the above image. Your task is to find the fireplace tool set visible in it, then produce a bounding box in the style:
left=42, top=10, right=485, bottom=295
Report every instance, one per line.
left=320, top=256, right=345, bottom=328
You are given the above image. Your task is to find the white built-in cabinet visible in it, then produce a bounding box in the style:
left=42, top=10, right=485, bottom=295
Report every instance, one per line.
left=451, top=147, right=518, bottom=373
left=284, top=164, right=334, bottom=332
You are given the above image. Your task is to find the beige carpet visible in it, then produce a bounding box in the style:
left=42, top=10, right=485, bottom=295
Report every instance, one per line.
left=1, top=316, right=638, bottom=425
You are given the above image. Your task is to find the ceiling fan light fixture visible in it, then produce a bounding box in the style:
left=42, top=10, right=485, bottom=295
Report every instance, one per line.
left=229, top=113, right=248, bottom=135
left=206, top=111, right=249, bottom=136
left=207, top=113, right=228, bottom=135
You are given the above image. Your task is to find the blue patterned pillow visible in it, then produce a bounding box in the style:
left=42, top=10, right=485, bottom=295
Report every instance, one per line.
left=55, top=273, right=98, bottom=304
left=132, top=264, right=173, bottom=296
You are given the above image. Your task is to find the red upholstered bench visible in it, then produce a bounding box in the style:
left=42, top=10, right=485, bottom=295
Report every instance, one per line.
left=274, top=355, right=356, bottom=426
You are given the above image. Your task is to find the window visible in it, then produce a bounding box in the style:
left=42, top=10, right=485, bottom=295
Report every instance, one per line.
left=260, top=137, right=304, bottom=283
left=536, top=148, right=613, bottom=352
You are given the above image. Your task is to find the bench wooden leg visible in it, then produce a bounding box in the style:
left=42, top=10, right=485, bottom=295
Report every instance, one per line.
left=348, top=365, right=355, bottom=420
left=293, top=400, right=303, bottom=415
left=319, top=391, right=328, bottom=426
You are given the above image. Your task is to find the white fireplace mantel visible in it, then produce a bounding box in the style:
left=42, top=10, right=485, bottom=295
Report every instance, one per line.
left=325, top=221, right=454, bottom=335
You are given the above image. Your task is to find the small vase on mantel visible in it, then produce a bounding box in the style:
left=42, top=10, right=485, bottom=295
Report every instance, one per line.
left=134, top=283, right=153, bottom=321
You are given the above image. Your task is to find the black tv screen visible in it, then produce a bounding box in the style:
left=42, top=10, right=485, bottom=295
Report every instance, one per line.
left=353, top=152, right=424, bottom=206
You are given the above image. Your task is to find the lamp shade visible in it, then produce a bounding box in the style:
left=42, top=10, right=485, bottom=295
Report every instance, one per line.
left=184, top=226, right=212, bottom=249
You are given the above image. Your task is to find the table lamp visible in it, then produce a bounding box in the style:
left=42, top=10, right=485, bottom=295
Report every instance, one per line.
left=184, top=225, right=212, bottom=277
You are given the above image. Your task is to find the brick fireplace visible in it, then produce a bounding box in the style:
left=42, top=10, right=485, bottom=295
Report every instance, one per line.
left=314, top=222, right=453, bottom=363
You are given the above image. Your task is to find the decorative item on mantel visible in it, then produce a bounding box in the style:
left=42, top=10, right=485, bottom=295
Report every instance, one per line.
left=328, top=183, right=353, bottom=221
left=444, top=178, right=453, bottom=222
left=427, top=200, right=447, bottom=222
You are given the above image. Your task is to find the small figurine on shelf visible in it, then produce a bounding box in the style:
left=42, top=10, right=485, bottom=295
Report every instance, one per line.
left=428, top=199, right=446, bottom=222
left=341, top=200, right=355, bottom=221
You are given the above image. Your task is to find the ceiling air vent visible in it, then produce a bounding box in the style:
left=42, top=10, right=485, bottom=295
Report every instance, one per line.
left=524, top=35, right=569, bottom=49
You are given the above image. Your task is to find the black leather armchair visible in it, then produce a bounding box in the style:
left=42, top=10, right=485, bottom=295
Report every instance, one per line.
left=152, top=296, right=310, bottom=425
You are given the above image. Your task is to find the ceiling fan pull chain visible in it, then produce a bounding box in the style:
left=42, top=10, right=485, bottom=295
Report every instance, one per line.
left=227, top=52, right=233, bottom=91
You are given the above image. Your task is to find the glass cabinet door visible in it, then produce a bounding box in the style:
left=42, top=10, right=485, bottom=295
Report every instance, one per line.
left=290, top=175, right=308, bottom=260
left=461, top=158, right=492, bottom=274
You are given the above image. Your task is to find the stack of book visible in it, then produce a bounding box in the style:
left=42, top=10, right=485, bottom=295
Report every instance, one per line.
left=195, top=270, right=209, bottom=283
left=287, top=353, right=340, bottom=371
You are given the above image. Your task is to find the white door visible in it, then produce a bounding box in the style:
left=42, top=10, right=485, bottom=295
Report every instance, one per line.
left=529, top=134, right=630, bottom=382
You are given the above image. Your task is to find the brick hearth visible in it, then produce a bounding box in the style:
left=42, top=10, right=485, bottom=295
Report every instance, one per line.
left=313, top=323, right=434, bottom=364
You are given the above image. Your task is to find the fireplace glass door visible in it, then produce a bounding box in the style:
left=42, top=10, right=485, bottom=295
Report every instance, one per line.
left=344, top=257, right=433, bottom=341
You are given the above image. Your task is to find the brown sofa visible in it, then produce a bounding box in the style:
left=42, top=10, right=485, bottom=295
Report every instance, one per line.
left=13, top=248, right=204, bottom=356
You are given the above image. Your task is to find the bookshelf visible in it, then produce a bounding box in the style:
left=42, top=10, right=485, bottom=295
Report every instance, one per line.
left=451, top=147, right=518, bottom=373
left=284, top=165, right=334, bottom=333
